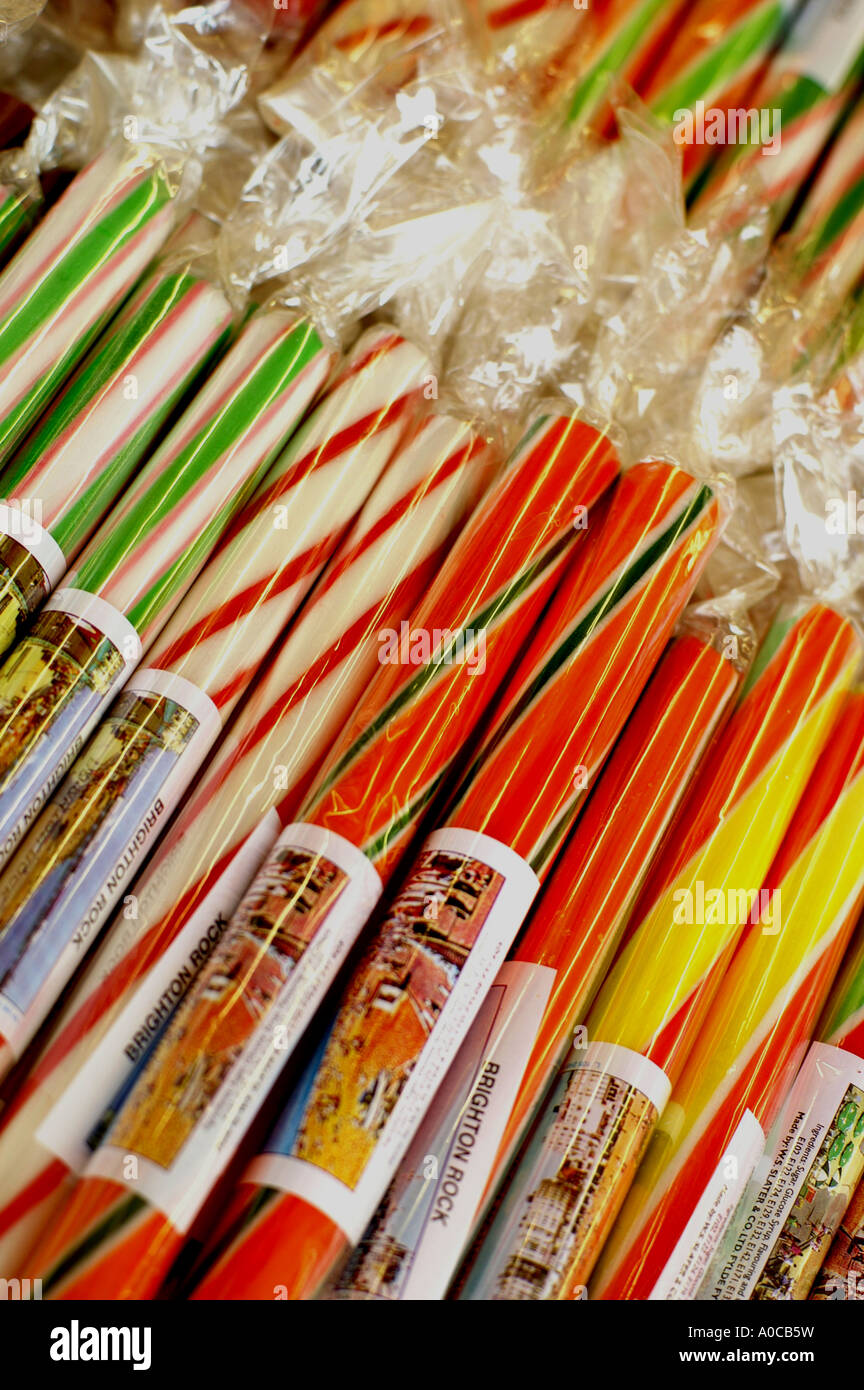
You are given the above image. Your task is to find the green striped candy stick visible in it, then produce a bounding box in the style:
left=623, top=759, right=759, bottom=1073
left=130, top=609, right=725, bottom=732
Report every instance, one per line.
left=0, top=178, right=42, bottom=266
left=0, top=140, right=179, bottom=468
left=692, top=0, right=864, bottom=229
left=0, top=305, right=334, bottom=877
left=0, top=259, right=234, bottom=661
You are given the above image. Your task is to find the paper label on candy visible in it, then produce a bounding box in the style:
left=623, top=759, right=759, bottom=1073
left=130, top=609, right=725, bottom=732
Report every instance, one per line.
left=0, top=505, right=66, bottom=586
left=85, top=822, right=382, bottom=1232
left=705, top=1043, right=864, bottom=1301
left=0, top=588, right=141, bottom=871
left=463, top=1041, right=671, bottom=1300
left=0, top=670, right=221, bottom=1061
left=0, top=518, right=65, bottom=654
left=36, top=808, right=282, bottom=1174
left=648, top=1109, right=765, bottom=1301
left=334, top=959, right=555, bottom=1301
left=246, top=827, right=541, bottom=1246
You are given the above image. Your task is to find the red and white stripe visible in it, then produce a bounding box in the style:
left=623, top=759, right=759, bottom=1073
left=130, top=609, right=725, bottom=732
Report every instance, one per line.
left=0, top=201, right=175, bottom=438
left=143, top=325, right=431, bottom=713
left=21, top=275, right=233, bottom=536
left=66, top=308, right=335, bottom=643
left=0, top=412, right=490, bottom=1275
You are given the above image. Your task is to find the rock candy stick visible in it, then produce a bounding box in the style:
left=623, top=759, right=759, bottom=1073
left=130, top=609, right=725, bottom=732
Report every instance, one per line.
left=0, top=307, right=334, bottom=878
left=0, top=408, right=492, bottom=1278
left=0, top=141, right=179, bottom=466
left=692, top=0, right=864, bottom=230
left=461, top=600, right=860, bottom=1299
left=333, top=631, right=738, bottom=1300
left=593, top=689, right=864, bottom=1300
left=20, top=409, right=619, bottom=1299
left=0, top=260, right=233, bottom=658
left=186, top=460, right=722, bottom=1302
left=0, top=327, right=429, bottom=1075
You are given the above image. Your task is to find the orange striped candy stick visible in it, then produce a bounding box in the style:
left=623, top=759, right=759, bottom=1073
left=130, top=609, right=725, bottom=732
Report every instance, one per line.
left=592, top=687, right=864, bottom=1300
left=182, top=460, right=723, bottom=1301
left=329, top=628, right=739, bottom=1301
left=20, top=408, right=619, bottom=1300
left=459, top=599, right=861, bottom=1299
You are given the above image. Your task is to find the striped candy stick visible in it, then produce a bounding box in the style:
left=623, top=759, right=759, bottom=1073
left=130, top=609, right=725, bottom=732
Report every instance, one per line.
left=0, top=259, right=234, bottom=659
left=773, top=783, right=864, bottom=1304
left=0, top=141, right=180, bottom=467
left=0, top=327, right=429, bottom=1078
left=0, top=307, right=334, bottom=883
left=789, top=102, right=864, bottom=304
left=285, top=410, right=620, bottom=882
left=184, top=460, right=723, bottom=1302
left=591, top=688, right=864, bottom=1301
left=0, top=179, right=42, bottom=265
left=556, top=0, right=693, bottom=129
left=691, top=0, right=864, bottom=231
left=440, top=464, right=721, bottom=874
left=642, top=0, right=800, bottom=188
left=459, top=600, right=861, bottom=1300
left=0, top=409, right=493, bottom=1281
left=820, top=911, right=864, bottom=1062
left=20, top=411, right=619, bottom=1300
left=330, top=629, right=739, bottom=1301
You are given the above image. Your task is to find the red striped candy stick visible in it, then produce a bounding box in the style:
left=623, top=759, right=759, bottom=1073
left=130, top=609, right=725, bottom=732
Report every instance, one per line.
left=0, top=327, right=429, bottom=1077
left=459, top=599, right=860, bottom=1299
left=330, top=629, right=739, bottom=1300
left=0, top=306, right=334, bottom=877
left=0, top=257, right=234, bottom=660
left=287, top=410, right=620, bottom=882
left=0, top=409, right=492, bottom=1279
left=0, top=141, right=179, bottom=467
left=593, top=688, right=864, bottom=1300
left=182, top=460, right=723, bottom=1302
left=18, top=409, right=619, bottom=1299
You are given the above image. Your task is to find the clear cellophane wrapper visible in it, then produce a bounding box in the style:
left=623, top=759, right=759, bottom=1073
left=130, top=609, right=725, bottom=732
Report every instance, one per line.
left=442, top=101, right=685, bottom=445
left=567, top=133, right=774, bottom=471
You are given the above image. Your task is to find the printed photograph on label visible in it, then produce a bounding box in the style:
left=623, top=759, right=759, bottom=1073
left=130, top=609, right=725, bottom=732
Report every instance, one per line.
left=0, top=533, right=49, bottom=651
left=0, top=689, right=201, bottom=1015
left=337, top=979, right=508, bottom=1299
left=811, top=1174, right=864, bottom=1299
left=0, top=610, right=125, bottom=796
left=293, top=849, right=506, bottom=1189
left=481, top=1063, right=659, bottom=1300
left=755, top=1086, right=864, bottom=1300
left=108, top=842, right=348, bottom=1169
